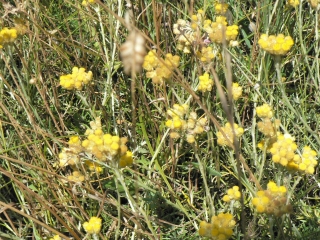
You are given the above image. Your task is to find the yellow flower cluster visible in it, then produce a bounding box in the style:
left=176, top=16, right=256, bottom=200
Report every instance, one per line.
left=287, top=146, right=318, bottom=174
left=217, top=122, right=244, bottom=147
left=173, top=19, right=197, bottom=53
left=204, top=16, right=239, bottom=44
left=67, top=171, right=85, bottom=183
left=198, top=72, right=214, bottom=93
left=191, top=9, right=205, bottom=30
left=81, top=118, right=133, bottom=167
left=199, top=213, right=236, bottom=240
left=222, top=186, right=241, bottom=202
left=256, top=104, right=280, bottom=142
left=309, top=0, right=320, bottom=8
left=49, top=235, right=61, bottom=240
left=82, top=0, right=95, bottom=6
left=173, top=8, right=239, bottom=54
left=165, top=104, right=207, bottom=142
left=256, top=104, right=273, bottom=118
left=59, top=118, right=133, bottom=174
left=185, top=112, right=208, bottom=143
left=59, top=136, right=83, bottom=167
left=83, top=216, right=102, bottom=234
left=252, top=181, right=292, bottom=217
left=215, top=3, right=229, bottom=15
left=232, top=83, right=242, bottom=101
left=59, top=67, right=93, bottom=90
left=269, top=133, right=299, bottom=167
left=257, top=118, right=280, bottom=140
left=143, top=50, right=180, bottom=84
left=287, top=0, right=299, bottom=7
left=196, top=46, right=215, bottom=63
left=258, top=34, right=294, bottom=55
left=165, top=104, right=189, bottom=139
left=256, top=105, right=318, bottom=174
left=0, top=27, right=18, bottom=48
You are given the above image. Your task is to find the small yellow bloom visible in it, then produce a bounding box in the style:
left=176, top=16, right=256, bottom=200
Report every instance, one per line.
left=83, top=216, right=102, bottom=234
left=49, top=235, right=61, bottom=240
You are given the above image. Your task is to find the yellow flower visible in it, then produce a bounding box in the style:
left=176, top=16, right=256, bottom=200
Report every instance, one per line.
left=287, top=0, right=299, bottom=7
left=49, top=235, right=61, bottom=240
left=83, top=216, right=102, bottom=234
left=67, top=171, right=85, bottom=183
left=82, top=0, right=95, bottom=6
left=223, top=186, right=241, bottom=202
left=215, top=3, right=229, bottom=15
left=258, top=34, right=294, bottom=55
left=0, top=27, right=18, bottom=48
left=217, top=123, right=244, bottom=147
left=198, top=72, right=214, bottom=92
left=256, top=104, right=273, bottom=119
left=60, top=67, right=93, bottom=90
left=232, top=83, right=242, bottom=100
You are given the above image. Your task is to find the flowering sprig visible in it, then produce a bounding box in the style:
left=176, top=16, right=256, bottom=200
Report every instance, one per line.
left=143, top=50, right=180, bottom=84
left=165, top=104, right=208, bottom=143
left=59, top=67, right=93, bottom=90
left=0, top=27, right=18, bottom=48
left=82, top=0, right=95, bottom=6
left=58, top=118, right=133, bottom=174
left=198, top=72, right=214, bottom=93
left=215, top=3, right=229, bottom=15
left=83, top=216, right=102, bottom=234
left=258, top=34, right=294, bottom=55
left=287, top=0, right=299, bottom=7
left=217, top=122, right=244, bottom=147
left=232, top=83, right=242, bottom=101
left=49, top=235, right=61, bottom=240
left=199, top=213, right=236, bottom=239
left=252, top=181, right=292, bottom=217
left=222, top=186, right=241, bottom=202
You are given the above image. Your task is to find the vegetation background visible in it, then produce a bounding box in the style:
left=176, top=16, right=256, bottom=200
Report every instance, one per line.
left=0, top=0, right=320, bottom=239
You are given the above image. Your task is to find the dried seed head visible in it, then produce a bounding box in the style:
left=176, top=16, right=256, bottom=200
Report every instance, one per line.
left=120, top=31, right=146, bottom=75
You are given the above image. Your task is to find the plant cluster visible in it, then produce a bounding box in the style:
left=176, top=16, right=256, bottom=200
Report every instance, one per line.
left=165, top=104, right=207, bottom=143
left=199, top=213, right=236, bottom=240
left=1, top=0, right=320, bottom=239
left=217, top=122, right=244, bottom=147
left=143, top=50, right=180, bottom=84
left=0, top=27, right=18, bottom=48
left=222, top=186, right=241, bottom=202
left=59, top=117, right=132, bottom=183
left=258, top=34, right=294, bottom=55
left=59, top=67, right=93, bottom=90
left=252, top=181, right=292, bottom=217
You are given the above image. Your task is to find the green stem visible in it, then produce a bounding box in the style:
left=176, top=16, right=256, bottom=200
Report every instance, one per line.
left=113, top=167, right=157, bottom=238
left=193, top=145, right=215, bottom=216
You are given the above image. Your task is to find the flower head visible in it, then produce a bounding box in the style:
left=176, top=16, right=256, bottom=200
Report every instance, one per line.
left=0, top=27, right=18, bottom=48
left=199, top=213, right=235, bottom=239
left=83, top=216, right=102, bottom=234
left=217, top=123, right=244, bottom=147
left=59, top=67, right=93, bottom=90
left=232, top=83, right=242, bottom=100
left=258, top=34, right=294, bottom=55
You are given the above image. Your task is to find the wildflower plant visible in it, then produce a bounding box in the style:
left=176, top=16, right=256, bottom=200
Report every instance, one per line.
left=217, top=122, right=244, bottom=147
left=83, top=216, right=102, bottom=234
left=143, top=50, right=180, bottom=84
left=258, top=34, right=294, bottom=55
left=1, top=0, right=320, bottom=239
left=252, top=181, right=292, bottom=217
left=0, top=27, right=18, bottom=48
left=58, top=117, right=133, bottom=174
left=59, top=67, right=93, bottom=90
left=199, top=213, right=236, bottom=239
